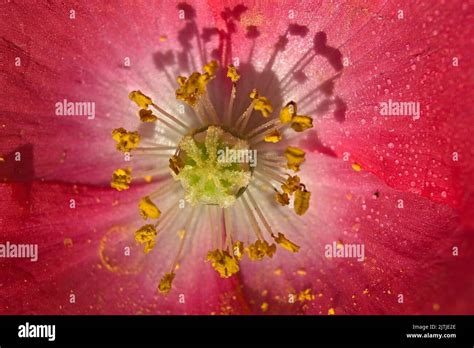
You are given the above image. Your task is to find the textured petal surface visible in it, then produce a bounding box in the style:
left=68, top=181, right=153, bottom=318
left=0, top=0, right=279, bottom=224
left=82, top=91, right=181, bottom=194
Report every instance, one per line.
left=0, top=0, right=472, bottom=315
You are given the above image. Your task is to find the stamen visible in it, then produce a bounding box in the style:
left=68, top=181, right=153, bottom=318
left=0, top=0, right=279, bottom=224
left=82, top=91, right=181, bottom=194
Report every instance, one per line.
left=240, top=196, right=265, bottom=241
left=150, top=103, right=189, bottom=130
left=284, top=146, right=306, bottom=172
left=138, top=109, right=158, bottom=122
left=135, top=224, right=157, bottom=254
left=111, top=168, right=132, bottom=191
left=273, top=233, right=300, bottom=253
left=235, top=100, right=256, bottom=132
left=291, top=115, right=313, bottom=132
left=129, top=90, right=153, bottom=109
left=294, top=185, right=311, bottom=216
left=158, top=272, right=175, bottom=294
left=138, top=196, right=161, bottom=220
left=112, top=128, right=140, bottom=152
left=206, top=249, right=240, bottom=278
left=249, top=89, right=273, bottom=118
left=224, top=65, right=240, bottom=125
left=246, top=118, right=281, bottom=138
left=264, top=129, right=282, bottom=143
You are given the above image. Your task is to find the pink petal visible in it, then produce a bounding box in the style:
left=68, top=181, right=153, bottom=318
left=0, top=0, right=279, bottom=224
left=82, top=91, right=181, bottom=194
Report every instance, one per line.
left=237, top=154, right=474, bottom=314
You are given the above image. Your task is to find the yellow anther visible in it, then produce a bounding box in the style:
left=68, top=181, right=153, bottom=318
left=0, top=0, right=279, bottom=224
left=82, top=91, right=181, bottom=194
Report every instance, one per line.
left=203, top=60, right=218, bottom=77
left=284, top=146, right=306, bottom=172
left=169, top=155, right=184, bottom=175
left=227, top=65, right=240, bottom=83
left=281, top=175, right=301, bottom=194
left=112, top=128, right=140, bottom=153
left=294, top=185, right=311, bottom=216
left=129, top=90, right=153, bottom=109
left=111, top=168, right=132, bottom=191
left=291, top=115, right=313, bottom=132
left=328, top=308, right=336, bottom=315
left=138, top=196, right=161, bottom=220
left=158, top=272, right=175, bottom=294
left=246, top=240, right=276, bottom=261
left=175, top=72, right=209, bottom=106
left=273, top=232, right=300, bottom=253
left=135, top=224, right=157, bottom=254
left=206, top=249, right=240, bottom=278
left=280, top=101, right=297, bottom=124
left=352, top=162, right=362, bottom=172
left=275, top=190, right=290, bottom=206
left=232, top=240, right=244, bottom=260
left=138, top=109, right=157, bottom=122
left=264, top=129, right=282, bottom=143
left=250, top=89, right=273, bottom=117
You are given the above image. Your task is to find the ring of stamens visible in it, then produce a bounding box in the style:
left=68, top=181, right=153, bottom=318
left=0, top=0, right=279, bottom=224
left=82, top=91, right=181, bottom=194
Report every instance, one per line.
left=110, top=60, right=313, bottom=294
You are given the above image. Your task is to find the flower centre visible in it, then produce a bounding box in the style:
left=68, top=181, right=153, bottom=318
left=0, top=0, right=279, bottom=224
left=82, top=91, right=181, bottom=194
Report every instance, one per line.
left=110, top=59, right=314, bottom=294
left=170, top=125, right=253, bottom=208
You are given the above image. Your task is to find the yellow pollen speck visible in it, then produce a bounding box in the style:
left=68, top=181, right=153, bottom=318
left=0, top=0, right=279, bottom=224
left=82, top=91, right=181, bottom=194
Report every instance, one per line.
left=135, top=224, right=157, bottom=254
left=294, top=186, right=311, bottom=216
left=138, top=196, right=161, bottom=220
left=138, top=109, right=158, bottom=122
left=129, top=90, right=153, bottom=109
left=261, top=302, right=269, bottom=312
left=227, top=64, right=240, bottom=82
left=328, top=308, right=335, bottom=315
left=63, top=238, right=73, bottom=247
left=250, top=89, right=273, bottom=117
left=296, top=269, right=307, bottom=276
left=206, top=249, right=240, bottom=278
left=111, top=168, right=132, bottom=191
left=363, top=288, right=369, bottom=295
left=280, top=101, right=297, bottom=124
left=298, top=288, right=315, bottom=302
left=246, top=240, right=276, bottom=261
left=352, top=162, right=362, bottom=172
left=158, top=272, right=175, bottom=294
left=274, top=268, right=283, bottom=276
left=159, top=35, right=167, bottom=42
left=284, top=146, right=305, bottom=172
left=112, top=128, right=140, bottom=153
left=264, top=129, right=282, bottom=143
left=177, top=229, right=186, bottom=240
left=273, top=233, right=300, bottom=253
left=0, top=156, right=5, bottom=163
left=144, top=175, right=153, bottom=183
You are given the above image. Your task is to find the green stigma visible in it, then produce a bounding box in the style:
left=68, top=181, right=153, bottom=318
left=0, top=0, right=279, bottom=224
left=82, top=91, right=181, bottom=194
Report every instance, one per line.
left=172, top=126, right=253, bottom=208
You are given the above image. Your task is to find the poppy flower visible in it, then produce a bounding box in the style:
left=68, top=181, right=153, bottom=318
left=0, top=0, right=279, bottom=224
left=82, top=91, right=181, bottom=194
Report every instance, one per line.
left=0, top=0, right=473, bottom=315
